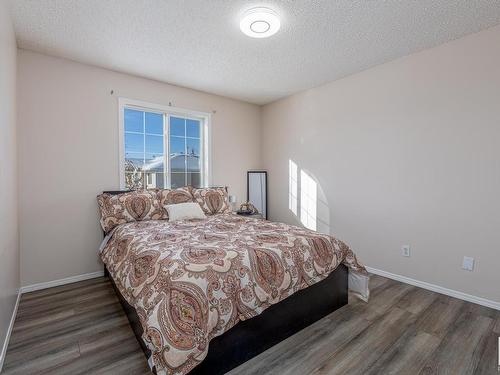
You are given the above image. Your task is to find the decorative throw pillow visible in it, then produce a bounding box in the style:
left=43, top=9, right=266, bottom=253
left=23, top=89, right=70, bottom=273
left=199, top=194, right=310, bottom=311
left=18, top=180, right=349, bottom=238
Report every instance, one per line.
left=97, top=190, right=164, bottom=233
left=165, top=202, right=206, bottom=221
left=192, top=187, right=232, bottom=215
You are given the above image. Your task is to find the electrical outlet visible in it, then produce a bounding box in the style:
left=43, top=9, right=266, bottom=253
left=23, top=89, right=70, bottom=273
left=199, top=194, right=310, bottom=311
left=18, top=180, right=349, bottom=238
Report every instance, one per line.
left=401, top=245, right=410, bottom=257
left=462, top=256, right=474, bottom=271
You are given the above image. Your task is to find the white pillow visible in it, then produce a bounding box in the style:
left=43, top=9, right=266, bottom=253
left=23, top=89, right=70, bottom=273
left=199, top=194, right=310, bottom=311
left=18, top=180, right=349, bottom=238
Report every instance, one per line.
left=165, top=202, right=206, bottom=221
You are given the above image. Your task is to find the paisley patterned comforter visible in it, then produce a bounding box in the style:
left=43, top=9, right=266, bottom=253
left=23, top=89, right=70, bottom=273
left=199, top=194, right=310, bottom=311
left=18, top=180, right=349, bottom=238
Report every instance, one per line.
left=100, top=214, right=367, bottom=375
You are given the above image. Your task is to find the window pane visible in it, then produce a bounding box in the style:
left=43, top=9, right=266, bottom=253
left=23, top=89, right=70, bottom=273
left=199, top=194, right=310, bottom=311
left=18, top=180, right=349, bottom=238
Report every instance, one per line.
left=144, top=154, right=164, bottom=173
left=171, top=173, right=186, bottom=188
left=125, top=153, right=145, bottom=170
left=144, top=171, right=165, bottom=189
left=186, top=138, right=200, bottom=156
left=186, top=119, right=200, bottom=138
left=124, top=109, right=143, bottom=133
left=187, top=138, right=200, bottom=172
left=145, top=112, right=163, bottom=135
left=155, top=173, right=165, bottom=189
left=171, top=155, right=186, bottom=173
left=170, top=136, right=185, bottom=155
left=146, top=134, right=164, bottom=155
left=125, top=133, right=144, bottom=153
left=170, top=117, right=185, bottom=137
left=187, top=172, right=201, bottom=188
left=125, top=171, right=144, bottom=190
left=187, top=155, right=200, bottom=172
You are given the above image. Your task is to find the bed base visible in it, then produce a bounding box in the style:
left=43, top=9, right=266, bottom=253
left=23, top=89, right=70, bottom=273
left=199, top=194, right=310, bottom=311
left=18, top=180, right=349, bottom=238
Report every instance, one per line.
left=105, top=264, right=348, bottom=374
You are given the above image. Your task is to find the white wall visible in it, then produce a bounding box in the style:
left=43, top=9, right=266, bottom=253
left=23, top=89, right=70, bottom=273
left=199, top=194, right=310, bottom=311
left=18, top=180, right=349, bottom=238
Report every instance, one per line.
left=0, top=0, right=19, bottom=366
left=17, top=50, right=261, bottom=286
left=261, top=25, right=500, bottom=303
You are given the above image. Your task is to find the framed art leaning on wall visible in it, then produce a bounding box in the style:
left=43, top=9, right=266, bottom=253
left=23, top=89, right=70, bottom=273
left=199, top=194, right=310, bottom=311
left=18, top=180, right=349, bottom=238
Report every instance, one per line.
left=247, top=170, right=267, bottom=219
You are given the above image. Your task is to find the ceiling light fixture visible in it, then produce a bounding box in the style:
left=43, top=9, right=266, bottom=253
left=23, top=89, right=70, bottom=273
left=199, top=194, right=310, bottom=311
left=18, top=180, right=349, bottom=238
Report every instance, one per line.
left=240, top=7, right=280, bottom=38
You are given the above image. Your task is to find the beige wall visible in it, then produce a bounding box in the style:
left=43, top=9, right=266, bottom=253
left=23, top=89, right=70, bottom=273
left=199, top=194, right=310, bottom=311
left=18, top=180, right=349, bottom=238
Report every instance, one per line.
left=0, top=1, right=19, bottom=363
left=17, top=50, right=261, bottom=286
left=261, top=25, right=500, bottom=303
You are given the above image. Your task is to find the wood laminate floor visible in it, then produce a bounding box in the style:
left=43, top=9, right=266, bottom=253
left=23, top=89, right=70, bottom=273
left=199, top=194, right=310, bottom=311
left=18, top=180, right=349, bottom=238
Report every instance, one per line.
left=3, top=274, right=499, bottom=375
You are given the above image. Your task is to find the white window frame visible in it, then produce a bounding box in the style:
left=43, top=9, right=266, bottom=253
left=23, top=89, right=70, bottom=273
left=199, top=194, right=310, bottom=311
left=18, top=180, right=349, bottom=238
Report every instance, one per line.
left=118, top=97, right=212, bottom=190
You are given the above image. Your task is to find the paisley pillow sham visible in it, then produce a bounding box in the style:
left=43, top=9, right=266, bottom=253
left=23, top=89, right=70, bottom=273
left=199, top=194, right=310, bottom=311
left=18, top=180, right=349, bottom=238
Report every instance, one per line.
left=97, top=190, right=164, bottom=233
left=158, top=186, right=194, bottom=207
left=192, top=186, right=232, bottom=215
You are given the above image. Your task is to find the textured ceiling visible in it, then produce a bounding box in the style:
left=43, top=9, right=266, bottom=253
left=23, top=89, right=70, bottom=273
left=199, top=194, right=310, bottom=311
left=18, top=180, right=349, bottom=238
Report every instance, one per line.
left=7, top=0, right=500, bottom=104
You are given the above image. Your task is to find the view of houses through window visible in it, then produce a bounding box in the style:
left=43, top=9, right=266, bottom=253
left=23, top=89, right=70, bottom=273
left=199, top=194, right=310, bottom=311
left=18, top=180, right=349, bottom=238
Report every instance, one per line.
left=169, top=116, right=202, bottom=188
left=123, top=104, right=207, bottom=190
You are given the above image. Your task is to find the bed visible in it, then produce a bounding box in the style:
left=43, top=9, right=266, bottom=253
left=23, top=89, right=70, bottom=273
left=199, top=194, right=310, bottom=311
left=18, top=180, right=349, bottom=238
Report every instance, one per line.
left=98, top=189, right=369, bottom=375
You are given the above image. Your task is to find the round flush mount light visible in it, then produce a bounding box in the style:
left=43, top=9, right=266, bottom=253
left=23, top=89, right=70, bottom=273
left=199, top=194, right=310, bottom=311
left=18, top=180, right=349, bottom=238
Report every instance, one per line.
left=240, top=7, right=280, bottom=38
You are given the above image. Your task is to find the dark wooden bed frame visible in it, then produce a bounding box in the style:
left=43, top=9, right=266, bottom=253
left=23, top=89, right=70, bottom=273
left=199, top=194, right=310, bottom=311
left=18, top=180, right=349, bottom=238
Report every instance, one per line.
left=102, top=191, right=348, bottom=374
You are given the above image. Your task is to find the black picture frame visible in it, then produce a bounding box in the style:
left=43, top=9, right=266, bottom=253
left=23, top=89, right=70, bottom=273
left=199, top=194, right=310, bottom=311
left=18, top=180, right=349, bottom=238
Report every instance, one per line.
left=247, top=170, right=268, bottom=219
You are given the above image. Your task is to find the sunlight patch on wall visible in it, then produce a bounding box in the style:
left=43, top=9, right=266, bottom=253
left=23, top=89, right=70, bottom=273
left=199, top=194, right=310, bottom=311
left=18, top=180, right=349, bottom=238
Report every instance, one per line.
left=289, top=159, right=298, bottom=215
left=300, top=170, right=317, bottom=231
left=316, top=184, right=330, bottom=235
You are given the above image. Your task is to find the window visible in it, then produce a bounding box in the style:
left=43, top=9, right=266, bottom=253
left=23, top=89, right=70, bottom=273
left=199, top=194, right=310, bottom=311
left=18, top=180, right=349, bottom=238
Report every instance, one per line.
left=120, top=99, right=210, bottom=190
left=300, top=170, right=317, bottom=231
left=170, top=116, right=202, bottom=188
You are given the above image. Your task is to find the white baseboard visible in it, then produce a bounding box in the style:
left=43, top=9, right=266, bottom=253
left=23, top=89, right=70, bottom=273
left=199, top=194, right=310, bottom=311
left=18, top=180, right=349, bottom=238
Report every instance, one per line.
left=366, top=266, right=500, bottom=311
left=0, top=290, right=21, bottom=372
left=20, top=271, right=104, bottom=294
